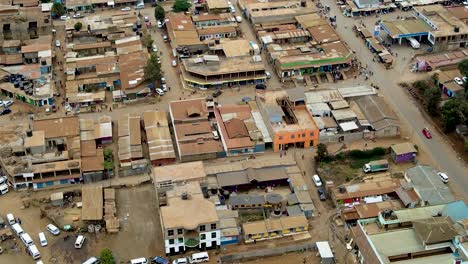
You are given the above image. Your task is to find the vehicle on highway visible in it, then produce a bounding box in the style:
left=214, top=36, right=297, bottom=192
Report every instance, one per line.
left=212, top=90, right=222, bottom=98
left=121, top=7, right=131, bottom=11
left=55, top=40, right=61, bottom=47
left=0, top=108, right=11, bottom=115
left=72, top=13, right=83, bottom=18
left=454, top=77, right=463, bottom=85
left=317, top=188, right=327, bottom=201
left=422, top=128, right=432, bottom=139
left=437, top=172, right=449, bottom=183
left=46, top=224, right=60, bottom=236
left=172, top=60, right=177, bottom=67
left=155, top=88, right=165, bottom=96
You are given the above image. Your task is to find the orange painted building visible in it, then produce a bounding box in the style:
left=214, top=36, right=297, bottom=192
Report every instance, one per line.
left=256, top=89, right=319, bottom=152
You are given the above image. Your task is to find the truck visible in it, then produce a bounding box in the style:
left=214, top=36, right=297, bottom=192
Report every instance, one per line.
left=363, top=159, right=389, bottom=173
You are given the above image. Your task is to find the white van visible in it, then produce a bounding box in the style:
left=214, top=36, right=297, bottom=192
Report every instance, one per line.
left=38, top=232, right=47, bottom=247
left=21, top=233, right=34, bottom=246
left=407, top=37, right=420, bottom=49
left=83, top=257, right=101, bottom=264
left=28, top=244, right=41, bottom=260
left=0, top=183, right=8, bottom=195
left=312, top=174, right=322, bottom=187
left=6, top=213, right=15, bottom=225
left=189, top=252, right=209, bottom=263
left=11, top=223, right=24, bottom=236
left=75, top=235, right=86, bottom=249
left=130, top=258, right=148, bottom=264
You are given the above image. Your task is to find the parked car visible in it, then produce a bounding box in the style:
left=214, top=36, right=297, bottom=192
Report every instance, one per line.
left=163, top=35, right=168, bottom=42
left=317, top=188, right=327, bottom=201
left=454, top=77, right=464, bottom=85
left=422, top=127, right=432, bottom=139
left=437, top=172, right=449, bottom=183
left=172, top=60, right=177, bottom=67
left=72, top=13, right=83, bottom=18
left=46, top=224, right=60, bottom=236
left=157, top=20, right=163, bottom=28
left=121, top=7, right=131, bottom=11
left=162, top=84, right=168, bottom=92
left=55, top=40, right=61, bottom=47
left=172, top=258, right=188, bottom=264
left=152, top=44, right=158, bottom=52
left=155, top=88, right=165, bottom=96
left=160, top=77, right=166, bottom=84
left=144, top=16, right=149, bottom=22
left=255, top=83, right=266, bottom=90
left=0, top=175, right=8, bottom=185
left=38, top=232, right=47, bottom=247
left=3, top=100, right=13, bottom=107
left=0, top=108, right=11, bottom=115
left=312, top=174, right=322, bottom=187
left=212, top=90, right=222, bottom=98
left=236, top=16, right=242, bottom=22
left=151, top=256, right=169, bottom=264
left=60, top=15, right=70, bottom=20
left=265, top=71, right=271, bottom=79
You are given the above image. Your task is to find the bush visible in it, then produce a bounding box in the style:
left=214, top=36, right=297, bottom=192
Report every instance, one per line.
left=348, top=147, right=386, bottom=159
left=100, top=248, right=115, bottom=264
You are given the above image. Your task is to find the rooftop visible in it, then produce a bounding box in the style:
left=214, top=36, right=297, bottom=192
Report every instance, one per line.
left=33, top=116, right=80, bottom=139
left=295, top=13, right=326, bottom=28
left=405, top=165, right=455, bottom=205
left=160, top=193, right=219, bottom=230
left=217, top=167, right=289, bottom=187
left=380, top=18, right=433, bottom=38
left=142, top=111, right=176, bottom=162
left=391, top=142, right=417, bottom=155
left=82, top=185, right=103, bottom=221
left=152, top=161, right=206, bottom=185
left=333, top=179, right=401, bottom=201
left=206, top=0, right=229, bottom=10
left=169, top=98, right=209, bottom=123
left=414, top=4, right=468, bottom=37
left=183, top=56, right=265, bottom=76
left=215, top=104, right=257, bottom=150
left=355, top=95, right=399, bottom=130
left=307, top=24, right=339, bottom=44
left=243, top=215, right=307, bottom=234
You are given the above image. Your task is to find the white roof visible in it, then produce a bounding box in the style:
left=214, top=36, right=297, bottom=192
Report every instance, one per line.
left=339, top=121, right=359, bottom=131
left=338, top=85, right=376, bottom=98
left=316, top=241, right=334, bottom=258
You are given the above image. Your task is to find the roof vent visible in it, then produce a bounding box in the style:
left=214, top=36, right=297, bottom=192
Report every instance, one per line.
left=181, top=192, right=189, bottom=200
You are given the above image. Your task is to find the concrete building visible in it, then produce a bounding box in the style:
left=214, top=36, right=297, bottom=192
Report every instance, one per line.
left=205, top=0, right=230, bottom=13
left=433, top=68, right=466, bottom=98
left=256, top=89, right=319, bottom=152
left=242, top=215, right=308, bottom=243
left=214, top=104, right=265, bottom=156
left=169, top=98, right=223, bottom=162
left=331, top=179, right=401, bottom=206
left=142, top=111, right=176, bottom=166
left=192, top=13, right=236, bottom=28
left=166, top=13, right=207, bottom=55
left=159, top=182, right=220, bottom=254
left=355, top=95, right=400, bottom=138
left=117, top=114, right=147, bottom=173
left=181, top=55, right=266, bottom=89
left=390, top=142, right=417, bottom=163
left=414, top=5, right=468, bottom=52
left=0, top=2, right=51, bottom=40
left=243, top=1, right=317, bottom=25
left=152, top=161, right=206, bottom=189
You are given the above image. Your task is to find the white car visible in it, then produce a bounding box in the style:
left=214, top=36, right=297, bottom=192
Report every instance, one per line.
left=3, top=100, right=13, bottom=107
left=236, top=16, right=242, bottom=22
left=162, top=84, right=168, bottom=92
left=312, top=174, right=322, bottom=187
left=173, top=258, right=188, bottom=264
left=72, top=13, right=83, bottom=18
left=38, top=232, right=47, bottom=247
left=161, top=77, right=166, bottom=84
left=172, top=60, right=177, bottom=67
left=121, top=7, right=131, bottom=11
left=55, top=40, right=61, bottom=47
left=152, top=44, right=158, bottom=52
left=60, top=15, right=70, bottom=20
left=157, top=20, right=163, bottom=28
left=454, top=77, right=463, bottom=85
left=0, top=175, right=8, bottom=185
left=144, top=16, right=149, bottom=22
left=155, top=88, right=165, bottom=96
left=437, top=172, right=449, bottom=183
left=46, top=224, right=60, bottom=236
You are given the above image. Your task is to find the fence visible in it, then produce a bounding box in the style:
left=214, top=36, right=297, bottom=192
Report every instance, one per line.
left=319, top=131, right=366, bottom=144
left=219, top=242, right=317, bottom=263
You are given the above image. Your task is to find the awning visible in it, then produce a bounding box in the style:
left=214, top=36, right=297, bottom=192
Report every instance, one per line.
left=339, top=121, right=359, bottom=132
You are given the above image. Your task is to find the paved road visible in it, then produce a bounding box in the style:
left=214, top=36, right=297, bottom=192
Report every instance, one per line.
left=319, top=1, right=468, bottom=198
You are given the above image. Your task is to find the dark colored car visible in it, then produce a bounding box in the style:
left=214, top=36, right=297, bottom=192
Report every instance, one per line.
left=255, top=83, right=266, bottom=90
left=151, top=256, right=169, bottom=264
left=0, top=108, right=11, bottom=115
left=317, top=187, right=327, bottom=201
left=212, top=90, right=222, bottom=98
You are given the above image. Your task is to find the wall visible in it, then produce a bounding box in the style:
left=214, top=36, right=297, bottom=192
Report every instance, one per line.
left=374, top=126, right=399, bottom=138
left=273, top=128, right=319, bottom=152
left=318, top=131, right=365, bottom=144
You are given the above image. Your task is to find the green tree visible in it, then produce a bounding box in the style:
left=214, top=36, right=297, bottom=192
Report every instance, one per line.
left=173, top=0, right=192, bottom=12
left=316, top=143, right=328, bottom=162
left=74, top=22, right=83, bottom=31
left=144, top=53, right=162, bottom=85
left=458, top=59, right=468, bottom=98
left=142, top=34, right=154, bottom=49
left=441, top=98, right=468, bottom=132
left=51, top=2, right=65, bottom=17
left=100, top=248, right=116, bottom=264
left=154, top=5, right=166, bottom=21
left=424, top=87, right=441, bottom=116
left=103, top=149, right=114, bottom=172
left=413, top=80, right=429, bottom=92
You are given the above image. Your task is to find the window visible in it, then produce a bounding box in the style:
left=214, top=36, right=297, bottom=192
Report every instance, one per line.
left=211, top=232, right=217, bottom=238
left=169, top=239, right=174, bottom=244
left=211, top=223, right=217, bottom=229
left=291, top=135, right=295, bottom=139
left=279, top=136, right=283, bottom=140
left=200, top=225, right=206, bottom=231
left=177, top=229, right=183, bottom=235
left=310, top=132, right=314, bottom=137
left=178, top=238, right=183, bottom=243
left=201, top=234, right=206, bottom=240
left=167, top=229, right=174, bottom=236
left=302, top=133, right=306, bottom=137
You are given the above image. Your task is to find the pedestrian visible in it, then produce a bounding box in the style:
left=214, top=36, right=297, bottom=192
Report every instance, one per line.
left=302, top=154, right=304, bottom=160
left=17, top=218, right=21, bottom=224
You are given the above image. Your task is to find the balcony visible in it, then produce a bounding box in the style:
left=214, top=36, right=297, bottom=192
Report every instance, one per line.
left=185, top=238, right=200, bottom=248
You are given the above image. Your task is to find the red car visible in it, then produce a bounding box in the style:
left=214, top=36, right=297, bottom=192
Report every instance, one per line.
left=422, top=128, right=432, bottom=139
